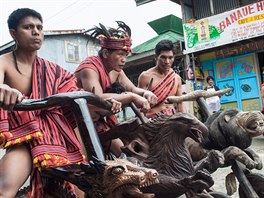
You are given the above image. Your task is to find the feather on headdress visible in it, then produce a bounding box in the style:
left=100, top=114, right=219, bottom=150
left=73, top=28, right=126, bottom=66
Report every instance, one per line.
left=86, top=21, right=132, bottom=52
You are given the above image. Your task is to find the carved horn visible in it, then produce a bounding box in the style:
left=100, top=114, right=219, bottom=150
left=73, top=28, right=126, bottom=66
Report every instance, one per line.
left=166, top=88, right=231, bottom=104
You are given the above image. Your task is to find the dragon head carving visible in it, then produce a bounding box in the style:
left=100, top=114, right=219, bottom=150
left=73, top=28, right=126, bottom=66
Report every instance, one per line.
left=236, top=110, right=264, bottom=137
left=84, top=159, right=159, bottom=198
left=205, top=109, right=264, bottom=150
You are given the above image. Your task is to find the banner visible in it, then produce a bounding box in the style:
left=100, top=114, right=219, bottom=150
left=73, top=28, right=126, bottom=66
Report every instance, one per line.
left=183, top=1, right=264, bottom=54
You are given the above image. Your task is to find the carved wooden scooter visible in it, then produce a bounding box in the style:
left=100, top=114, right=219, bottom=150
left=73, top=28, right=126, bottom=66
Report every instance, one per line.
left=166, top=88, right=262, bottom=198
left=14, top=91, right=158, bottom=198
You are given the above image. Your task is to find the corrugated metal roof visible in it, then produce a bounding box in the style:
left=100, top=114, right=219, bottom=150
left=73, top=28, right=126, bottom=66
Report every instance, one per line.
left=132, top=31, right=184, bottom=54
left=0, top=29, right=90, bottom=51
left=44, top=29, right=85, bottom=35
left=0, top=40, right=15, bottom=51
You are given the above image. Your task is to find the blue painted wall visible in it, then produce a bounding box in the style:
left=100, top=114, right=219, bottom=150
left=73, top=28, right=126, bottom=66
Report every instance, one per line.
left=202, top=53, right=261, bottom=111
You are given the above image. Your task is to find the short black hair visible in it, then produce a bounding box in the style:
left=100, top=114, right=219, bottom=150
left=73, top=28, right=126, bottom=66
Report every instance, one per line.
left=206, top=75, right=214, bottom=83
left=98, top=48, right=115, bottom=58
left=8, top=8, right=43, bottom=30
left=155, top=39, right=176, bottom=56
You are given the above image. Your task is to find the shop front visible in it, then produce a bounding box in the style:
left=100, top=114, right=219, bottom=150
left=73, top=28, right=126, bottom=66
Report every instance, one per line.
left=201, top=42, right=264, bottom=111
left=183, top=1, right=264, bottom=111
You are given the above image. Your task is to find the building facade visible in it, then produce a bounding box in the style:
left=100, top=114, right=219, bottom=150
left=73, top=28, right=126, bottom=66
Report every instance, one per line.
left=142, top=0, right=264, bottom=112
left=179, top=0, right=264, bottom=111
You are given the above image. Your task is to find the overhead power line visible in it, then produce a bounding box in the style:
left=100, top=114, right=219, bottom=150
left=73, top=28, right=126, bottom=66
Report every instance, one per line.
left=45, top=0, right=82, bottom=23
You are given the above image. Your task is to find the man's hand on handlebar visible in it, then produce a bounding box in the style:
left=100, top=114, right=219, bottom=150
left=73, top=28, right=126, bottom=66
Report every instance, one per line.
left=132, top=93, right=151, bottom=114
left=143, top=90, right=157, bottom=106
left=105, top=98, right=122, bottom=114
left=89, top=97, right=122, bottom=120
left=0, top=84, right=23, bottom=110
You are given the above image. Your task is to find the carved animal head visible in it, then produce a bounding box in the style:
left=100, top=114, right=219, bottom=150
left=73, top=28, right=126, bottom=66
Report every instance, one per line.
left=236, top=110, right=264, bottom=137
left=84, top=159, right=159, bottom=198
left=205, top=109, right=264, bottom=150
left=121, top=113, right=208, bottom=162
left=144, top=113, right=208, bottom=143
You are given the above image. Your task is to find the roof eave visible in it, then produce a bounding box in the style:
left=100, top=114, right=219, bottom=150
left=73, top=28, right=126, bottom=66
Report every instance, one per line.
left=0, top=40, right=15, bottom=51
left=127, top=49, right=155, bottom=63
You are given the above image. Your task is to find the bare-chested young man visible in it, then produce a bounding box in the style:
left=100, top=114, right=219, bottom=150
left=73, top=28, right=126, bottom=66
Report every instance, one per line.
left=138, top=39, right=184, bottom=119
left=0, top=8, right=121, bottom=198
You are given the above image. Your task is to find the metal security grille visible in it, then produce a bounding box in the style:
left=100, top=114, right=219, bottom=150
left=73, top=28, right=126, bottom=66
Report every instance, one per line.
left=213, top=0, right=239, bottom=15
left=193, top=0, right=260, bottom=19
left=193, top=0, right=212, bottom=19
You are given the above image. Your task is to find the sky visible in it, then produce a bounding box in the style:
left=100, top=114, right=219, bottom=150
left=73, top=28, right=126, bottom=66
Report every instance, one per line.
left=0, top=0, right=182, bottom=47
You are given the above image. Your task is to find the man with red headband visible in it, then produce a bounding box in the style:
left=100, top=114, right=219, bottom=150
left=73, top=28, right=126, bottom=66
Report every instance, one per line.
left=74, top=21, right=157, bottom=157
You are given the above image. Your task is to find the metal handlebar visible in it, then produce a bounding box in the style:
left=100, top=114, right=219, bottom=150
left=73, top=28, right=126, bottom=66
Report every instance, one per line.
left=13, top=91, right=112, bottom=111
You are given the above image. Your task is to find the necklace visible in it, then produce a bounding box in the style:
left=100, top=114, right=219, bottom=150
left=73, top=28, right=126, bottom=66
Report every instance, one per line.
left=12, top=50, right=22, bottom=74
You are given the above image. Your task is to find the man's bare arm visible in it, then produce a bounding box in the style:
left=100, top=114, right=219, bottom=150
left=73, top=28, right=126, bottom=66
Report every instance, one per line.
left=0, top=63, right=5, bottom=85
left=77, top=68, right=147, bottom=107
left=175, top=74, right=184, bottom=112
left=119, top=70, right=157, bottom=105
left=0, top=57, right=23, bottom=110
left=137, top=72, right=149, bottom=90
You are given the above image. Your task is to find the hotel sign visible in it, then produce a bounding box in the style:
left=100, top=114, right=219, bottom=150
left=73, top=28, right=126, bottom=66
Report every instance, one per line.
left=183, top=1, right=264, bottom=54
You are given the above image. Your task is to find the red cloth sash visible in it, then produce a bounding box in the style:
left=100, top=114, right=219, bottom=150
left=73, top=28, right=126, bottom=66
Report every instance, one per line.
left=75, top=56, right=119, bottom=153
left=0, top=57, right=83, bottom=197
left=150, top=68, right=177, bottom=107
left=76, top=56, right=111, bottom=92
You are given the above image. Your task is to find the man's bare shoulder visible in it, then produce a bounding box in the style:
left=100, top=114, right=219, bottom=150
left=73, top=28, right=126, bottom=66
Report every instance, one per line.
left=0, top=52, right=12, bottom=64
left=138, top=68, right=155, bottom=88
left=140, top=67, right=156, bottom=78
left=175, top=72, right=181, bottom=78
left=75, top=67, right=99, bottom=81
left=0, top=52, right=12, bottom=70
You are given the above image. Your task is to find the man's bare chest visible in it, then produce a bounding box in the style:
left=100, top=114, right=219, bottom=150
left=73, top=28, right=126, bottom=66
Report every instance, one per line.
left=5, top=71, right=32, bottom=96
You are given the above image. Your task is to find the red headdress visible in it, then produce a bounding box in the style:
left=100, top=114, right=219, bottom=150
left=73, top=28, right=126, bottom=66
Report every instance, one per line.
left=86, top=21, right=132, bottom=52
